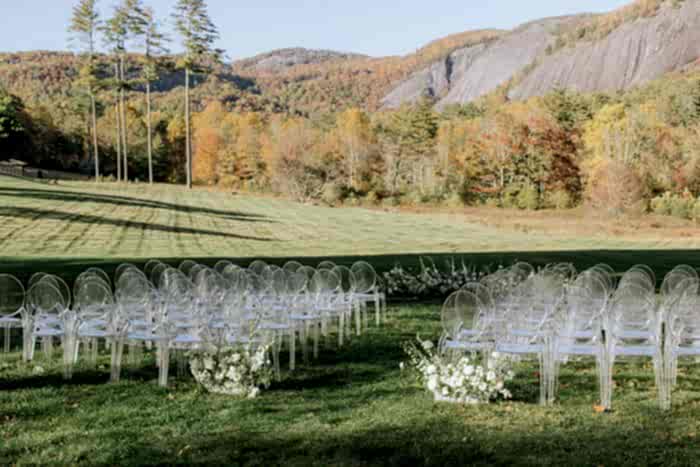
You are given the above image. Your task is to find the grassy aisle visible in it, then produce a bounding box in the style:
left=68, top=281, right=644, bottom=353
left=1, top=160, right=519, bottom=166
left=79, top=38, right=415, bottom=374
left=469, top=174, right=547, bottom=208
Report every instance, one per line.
left=2, top=304, right=700, bottom=465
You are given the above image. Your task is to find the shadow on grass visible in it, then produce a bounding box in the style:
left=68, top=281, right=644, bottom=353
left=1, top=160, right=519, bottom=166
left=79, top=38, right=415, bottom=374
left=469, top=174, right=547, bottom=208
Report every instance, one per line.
left=0, top=187, right=270, bottom=222
left=0, top=206, right=273, bottom=242
left=90, top=414, right=688, bottom=466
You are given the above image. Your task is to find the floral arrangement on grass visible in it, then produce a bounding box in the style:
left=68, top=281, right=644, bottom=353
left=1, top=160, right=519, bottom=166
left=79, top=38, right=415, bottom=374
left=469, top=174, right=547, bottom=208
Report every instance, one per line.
left=403, top=337, right=514, bottom=404
left=383, top=257, right=492, bottom=298
left=190, top=345, right=273, bottom=398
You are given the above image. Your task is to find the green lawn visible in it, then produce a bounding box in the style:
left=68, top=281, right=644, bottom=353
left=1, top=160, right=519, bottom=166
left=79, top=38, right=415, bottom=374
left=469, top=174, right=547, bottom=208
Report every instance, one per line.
left=2, top=304, right=699, bottom=465
left=2, top=175, right=700, bottom=287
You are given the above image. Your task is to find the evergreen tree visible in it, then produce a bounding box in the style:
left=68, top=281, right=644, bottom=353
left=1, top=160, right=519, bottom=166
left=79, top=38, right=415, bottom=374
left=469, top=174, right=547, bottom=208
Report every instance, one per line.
left=131, top=5, right=169, bottom=184
left=68, top=0, right=101, bottom=181
left=101, top=5, right=129, bottom=180
left=172, top=0, right=222, bottom=189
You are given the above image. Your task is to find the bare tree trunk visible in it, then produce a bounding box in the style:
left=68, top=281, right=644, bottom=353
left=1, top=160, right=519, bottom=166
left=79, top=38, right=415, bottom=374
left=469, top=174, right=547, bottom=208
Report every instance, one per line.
left=90, top=92, right=99, bottom=182
left=115, top=101, right=122, bottom=181
left=146, top=80, right=153, bottom=185
left=114, top=63, right=121, bottom=182
left=185, top=67, right=192, bottom=189
left=120, top=55, right=128, bottom=182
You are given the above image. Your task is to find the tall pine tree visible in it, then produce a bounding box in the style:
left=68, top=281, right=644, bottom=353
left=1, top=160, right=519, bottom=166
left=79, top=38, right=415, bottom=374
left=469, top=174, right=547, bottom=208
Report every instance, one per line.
left=68, top=0, right=101, bottom=182
left=131, top=5, right=168, bottom=184
left=172, top=0, right=222, bottom=189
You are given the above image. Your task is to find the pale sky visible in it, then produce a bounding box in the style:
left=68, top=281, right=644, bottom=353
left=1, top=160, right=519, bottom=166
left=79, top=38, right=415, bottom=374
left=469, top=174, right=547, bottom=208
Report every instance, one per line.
left=1, top=0, right=632, bottom=60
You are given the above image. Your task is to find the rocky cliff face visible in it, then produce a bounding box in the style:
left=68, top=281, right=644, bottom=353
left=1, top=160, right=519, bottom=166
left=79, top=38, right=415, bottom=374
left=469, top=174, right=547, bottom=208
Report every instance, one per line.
left=382, top=16, right=582, bottom=109
left=382, top=1, right=700, bottom=109
left=509, top=1, right=700, bottom=100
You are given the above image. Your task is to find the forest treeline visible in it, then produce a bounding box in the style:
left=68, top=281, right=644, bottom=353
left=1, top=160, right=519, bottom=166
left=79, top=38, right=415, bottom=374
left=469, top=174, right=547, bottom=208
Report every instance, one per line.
left=2, top=0, right=700, bottom=218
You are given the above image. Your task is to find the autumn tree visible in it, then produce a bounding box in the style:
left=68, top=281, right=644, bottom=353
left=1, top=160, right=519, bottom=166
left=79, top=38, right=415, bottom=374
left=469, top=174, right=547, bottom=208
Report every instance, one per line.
left=336, top=108, right=372, bottom=189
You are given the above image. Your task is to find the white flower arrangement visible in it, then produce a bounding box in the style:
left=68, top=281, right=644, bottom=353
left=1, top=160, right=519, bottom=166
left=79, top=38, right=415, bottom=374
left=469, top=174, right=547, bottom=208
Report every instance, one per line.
left=403, top=337, right=514, bottom=404
left=190, top=345, right=273, bottom=398
left=383, top=257, right=492, bottom=298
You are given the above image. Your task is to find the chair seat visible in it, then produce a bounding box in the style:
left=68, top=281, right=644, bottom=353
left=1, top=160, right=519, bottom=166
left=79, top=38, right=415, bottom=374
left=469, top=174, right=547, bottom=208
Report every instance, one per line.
left=444, top=340, right=490, bottom=351
left=673, top=346, right=700, bottom=356
left=290, top=314, right=321, bottom=321
left=33, top=328, right=64, bottom=337
left=559, top=343, right=599, bottom=356
left=614, top=345, right=657, bottom=357
left=497, top=342, right=544, bottom=354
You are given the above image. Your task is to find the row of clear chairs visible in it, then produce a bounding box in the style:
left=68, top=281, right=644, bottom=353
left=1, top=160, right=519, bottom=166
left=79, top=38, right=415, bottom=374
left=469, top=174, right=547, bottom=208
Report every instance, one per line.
left=0, top=259, right=386, bottom=387
left=440, top=262, right=700, bottom=410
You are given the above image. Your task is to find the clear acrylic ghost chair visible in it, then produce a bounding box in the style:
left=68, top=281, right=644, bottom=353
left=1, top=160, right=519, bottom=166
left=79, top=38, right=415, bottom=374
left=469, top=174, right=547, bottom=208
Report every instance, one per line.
left=255, top=276, right=292, bottom=380
left=111, top=273, right=154, bottom=381
left=557, top=283, right=608, bottom=407
left=143, top=260, right=164, bottom=281
left=115, top=263, right=142, bottom=283
left=214, top=260, right=234, bottom=274
left=605, top=283, right=661, bottom=410
left=31, top=275, right=71, bottom=360
left=283, top=261, right=303, bottom=275
left=351, top=261, right=381, bottom=327
left=28, top=272, right=47, bottom=289
left=150, top=263, right=169, bottom=288
left=74, top=280, right=114, bottom=369
left=662, top=279, right=700, bottom=410
left=460, top=282, right=498, bottom=332
left=496, top=274, right=566, bottom=405
left=248, top=260, right=268, bottom=277
left=286, top=270, right=309, bottom=370
left=332, top=265, right=361, bottom=336
left=661, top=267, right=696, bottom=297
left=618, top=269, right=655, bottom=295
left=587, top=265, right=615, bottom=295
left=309, top=269, right=343, bottom=352
left=0, top=274, right=25, bottom=354
left=188, top=264, right=206, bottom=283
left=439, top=290, right=495, bottom=377
left=178, top=260, right=197, bottom=277
left=27, top=280, right=67, bottom=363
left=317, top=261, right=336, bottom=271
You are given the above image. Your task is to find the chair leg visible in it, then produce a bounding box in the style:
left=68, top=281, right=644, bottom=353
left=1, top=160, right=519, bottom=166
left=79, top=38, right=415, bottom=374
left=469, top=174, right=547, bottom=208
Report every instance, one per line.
left=3, top=324, right=10, bottom=353
left=313, top=322, right=319, bottom=359
left=158, top=341, right=170, bottom=387
left=301, top=323, right=309, bottom=364
left=355, top=303, right=361, bottom=337
left=374, top=295, right=381, bottom=326
left=289, top=327, right=296, bottom=371
left=62, top=334, right=75, bottom=380
left=110, top=338, right=125, bottom=383
left=338, top=313, right=344, bottom=347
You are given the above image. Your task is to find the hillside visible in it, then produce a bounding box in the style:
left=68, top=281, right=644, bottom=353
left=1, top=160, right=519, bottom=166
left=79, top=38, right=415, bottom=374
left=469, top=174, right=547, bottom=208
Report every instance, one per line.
left=381, top=0, right=699, bottom=108
left=0, top=29, right=504, bottom=117
left=2, top=1, right=700, bottom=116
left=510, top=0, right=700, bottom=100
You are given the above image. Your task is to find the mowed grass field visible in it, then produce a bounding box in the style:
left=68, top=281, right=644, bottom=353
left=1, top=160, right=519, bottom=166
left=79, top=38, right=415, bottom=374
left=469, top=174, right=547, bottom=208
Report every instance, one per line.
left=2, top=174, right=700, bottom=284
left=3, top=304, right=700, bottom=466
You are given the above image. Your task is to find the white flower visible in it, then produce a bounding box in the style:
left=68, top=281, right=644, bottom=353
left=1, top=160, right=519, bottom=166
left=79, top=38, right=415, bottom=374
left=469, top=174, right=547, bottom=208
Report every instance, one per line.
left=425, top=364, right=437, bottom=375
left=486, top=371, right=496, bottom=382
left=399, top=362, right=405, bottom=371
left=203, top=357, right=214, bottom=371
left=422, top=340, right=434, bottom=350
left=464, top=365, right=474, bottom=376
left=427, top=376, right=438, bottom=392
